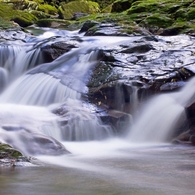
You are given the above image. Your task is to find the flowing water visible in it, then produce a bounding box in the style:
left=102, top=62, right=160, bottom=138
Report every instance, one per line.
left=0, top=29, right=195, bottom=194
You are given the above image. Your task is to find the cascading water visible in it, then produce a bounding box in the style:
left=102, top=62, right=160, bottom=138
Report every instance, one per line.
left=128, top=77, right=195, bottom=143
left=128, top=94, right=186, bottom=143
left=0, top=29, right=194, bottom=158
left=0, top=31, right=120, bottom=154
left=0, top=42, right=44, bottom=84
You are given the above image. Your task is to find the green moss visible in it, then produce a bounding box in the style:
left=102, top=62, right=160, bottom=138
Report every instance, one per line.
left=12, top=10, right=38, bottom=27
left=127, top=1, right=160, bottom=14
left=30, top=10, right=51, bottom=19
left=0, top=18, right=17, bottom=29
left=174, top=8, right=187, bottom=20
left=59, top=0, right=100, bottom=19
left=0, top=3, right=15, bottom=20
left=0, top=143, right=23, bottom=159
left=92, top=0, right=115, bottom=9
left=38, top=3, right=58, bottom=14
left=144, top=13, right=173, bottom=28
left=186, top=8, right=195, bottom=20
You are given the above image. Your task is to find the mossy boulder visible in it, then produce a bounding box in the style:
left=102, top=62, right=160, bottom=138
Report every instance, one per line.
left=59, top=0, right=100, bottom=19
left=0, top=2, right=38, bottom=28
left=0, top=143, right=23, bottom=159
left=12, top=10, right=38, bottom=27
left=38, top=3, right=58, bottom=14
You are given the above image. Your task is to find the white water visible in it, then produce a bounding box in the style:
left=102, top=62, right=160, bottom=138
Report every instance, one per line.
left=128, top=94, right=185, bottom=143
left=128, top=77, right=195, bottom=143
left=0, top=43, right=44, bottom=83
left=0, top=73, right=81, bottom=105
left=0, top=31, right=194, bottom=157
left=55, top=99, right=113, bottom=141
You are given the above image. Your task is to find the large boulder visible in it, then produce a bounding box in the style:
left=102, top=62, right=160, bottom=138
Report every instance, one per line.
left=87, top=34, right=195, bottom=114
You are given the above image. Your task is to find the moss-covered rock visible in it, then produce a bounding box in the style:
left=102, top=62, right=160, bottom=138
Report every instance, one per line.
left=38, top=3, right=58, bottom=14
left=59, top=0, right=100, bottom=19
left=0, top=143, right=23, bottom=159
left=12, top=10, right=38, bottom=27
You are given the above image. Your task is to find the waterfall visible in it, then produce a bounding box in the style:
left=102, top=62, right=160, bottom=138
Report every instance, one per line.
left=128, top=78, right=195, bottom=143
left=0, top=30, right=194, bottom=154
left=0, top=73, right=81, bottom=106
left=0, top=43, right=44, bottom=83
left=0, top=36, right=115, bottom=146
left=128, top=94, right=186, bottom=143
left=53, top=99, right=113, bottom=141
left=0, top=46, right=99, bottom=105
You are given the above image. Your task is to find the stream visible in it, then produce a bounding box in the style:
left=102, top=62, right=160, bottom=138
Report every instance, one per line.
left=0, top=28, right=195, bottom=194
left=1, top=142, right=195, bottom=195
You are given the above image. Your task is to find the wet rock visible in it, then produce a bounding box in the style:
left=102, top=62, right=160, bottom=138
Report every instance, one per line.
left=120, top=43, right=154, bottom=54
left=84, top=23, right=130, bottom=36
left=186, top=102, right=195, bottom=130
left=41, top=41, right=77, bottom=62
left=79, top=20, right=99, bottom=33
left=100, top=109, right=131, bottom=135
left=0, top=143, right=22, bottom=159
left=87, top=34, right=195, bottom=114
left=111, top=0, right=133, bottom=13
left=172, top=130, right=191, bottom=144
left=1, top=127, right=70, bottom=156
left=72, top=12, right=88, bottom=20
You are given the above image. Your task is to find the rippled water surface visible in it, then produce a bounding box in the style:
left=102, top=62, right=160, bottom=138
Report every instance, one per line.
left=1, top=142, right=195, bottom=195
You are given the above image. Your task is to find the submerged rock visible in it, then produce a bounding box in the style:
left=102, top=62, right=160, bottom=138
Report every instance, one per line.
left=1, top=126, right=70, bottom=156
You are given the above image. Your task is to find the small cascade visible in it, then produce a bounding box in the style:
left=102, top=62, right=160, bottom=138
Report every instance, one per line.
left=52, top=99, right=113, bottom=141
left=0, top=67, right=8, bottom=92
left=128, top=94, right=186, bottom=143
left=0, top=43, right=44, bottom=83
left=128, top=77, right=195, bottom=143
left=0, top=104, right=65, bottom=155
left=0, top=46, right=99, bottom=106
left=0, top=73, right=81, bottom=105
